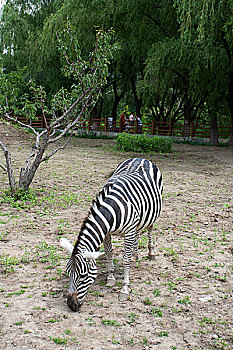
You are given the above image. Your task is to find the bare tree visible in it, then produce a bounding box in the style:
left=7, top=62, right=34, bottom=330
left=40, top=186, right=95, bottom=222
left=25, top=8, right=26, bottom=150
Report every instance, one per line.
left=0, top=24, right=116, bottom=196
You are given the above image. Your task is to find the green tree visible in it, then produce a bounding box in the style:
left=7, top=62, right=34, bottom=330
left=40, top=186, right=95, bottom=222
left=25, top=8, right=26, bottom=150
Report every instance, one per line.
left=0, top=0, right=64, bottom=92
left=175, top=0, right=233, bottom=145
left=0, top=23, right=116, bottom=195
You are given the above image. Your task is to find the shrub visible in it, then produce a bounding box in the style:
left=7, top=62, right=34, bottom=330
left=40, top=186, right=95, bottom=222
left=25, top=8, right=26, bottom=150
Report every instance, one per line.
left=116, top=133, right=173, bottom=153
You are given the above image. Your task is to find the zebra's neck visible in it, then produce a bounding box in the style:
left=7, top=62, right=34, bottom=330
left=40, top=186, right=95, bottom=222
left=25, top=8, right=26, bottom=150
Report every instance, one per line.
left=72, top=189, right=113, bottom=255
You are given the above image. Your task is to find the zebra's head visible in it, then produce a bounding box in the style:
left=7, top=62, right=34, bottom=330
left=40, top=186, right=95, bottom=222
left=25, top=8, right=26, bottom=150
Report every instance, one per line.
left=60, top=238, right=104, bottom=312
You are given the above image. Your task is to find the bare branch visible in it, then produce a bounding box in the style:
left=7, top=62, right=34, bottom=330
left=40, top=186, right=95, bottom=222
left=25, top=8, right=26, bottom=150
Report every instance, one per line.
left=49, top=87, right=92, bottom=131
left=40, top=92, right=49, bottom=130
left=0, top=163, right=7, bottom=171
left=48, top=92, right=93, bottom=144
left=5, top=113, right=39, bottom=137
left=41, top=134, right=72, bottom=163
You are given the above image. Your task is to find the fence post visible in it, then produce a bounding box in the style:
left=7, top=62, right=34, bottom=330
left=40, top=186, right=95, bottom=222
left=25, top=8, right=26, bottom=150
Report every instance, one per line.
left=169, top=120, right=172, bottom=136
left=191, top=122, right=194, bottom=137
left=119, top=117, right=123, bottom=133
left=135, top=118, right=139, bottom=134
left=105, top=117, right=108, bottom=132
left=152, top=120, right=155, bottom=135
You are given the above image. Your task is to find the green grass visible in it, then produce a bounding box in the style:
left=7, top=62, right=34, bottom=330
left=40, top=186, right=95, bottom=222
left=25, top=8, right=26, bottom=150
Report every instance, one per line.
left=0, top=253, right=21, bottom=274
left=49, top=336, right=67, bottom=344
left=0, top=187, right=83, bottom=212
left=74, top=130, right=116, bottom=140
left=152, top=307, right=163, bottom=317
left=102, top=318, right=121, bottom=326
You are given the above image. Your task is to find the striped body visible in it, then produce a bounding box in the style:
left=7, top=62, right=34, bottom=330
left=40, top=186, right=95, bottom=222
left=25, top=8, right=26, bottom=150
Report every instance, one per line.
left=62, top=158, right=163, bottom=311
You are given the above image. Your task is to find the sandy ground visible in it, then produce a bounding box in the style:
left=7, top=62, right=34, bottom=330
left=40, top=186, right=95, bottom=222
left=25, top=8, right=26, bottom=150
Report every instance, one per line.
left=0, top=120, right=232, bottom=350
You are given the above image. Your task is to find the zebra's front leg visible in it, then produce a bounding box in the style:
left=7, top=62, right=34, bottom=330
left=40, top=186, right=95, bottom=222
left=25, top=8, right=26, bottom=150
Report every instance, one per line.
left=148, top=224, right=156, bottom=260
left=132, top=232, right=139, bottom=262
left=119, top=232, right=135, bottom=301
left=103, top=234, right=116, bottom=287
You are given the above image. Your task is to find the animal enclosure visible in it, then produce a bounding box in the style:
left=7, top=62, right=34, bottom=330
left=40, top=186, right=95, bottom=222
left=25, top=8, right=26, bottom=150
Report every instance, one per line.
left=0, top=122, right=232, bottom=350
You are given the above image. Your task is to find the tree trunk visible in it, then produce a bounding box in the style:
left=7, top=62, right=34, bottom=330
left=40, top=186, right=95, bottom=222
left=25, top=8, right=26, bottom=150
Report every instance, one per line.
left=228, top=73, right=233, bottom=146
left=130, top=77, right=142, bottom=119
left=183, top=99, right=192, bottom=137
left=210, top=113, right=218, bottom=146
left=18, top=139, right=48, bottom=190
left=0, top=142, right=16, bottom=195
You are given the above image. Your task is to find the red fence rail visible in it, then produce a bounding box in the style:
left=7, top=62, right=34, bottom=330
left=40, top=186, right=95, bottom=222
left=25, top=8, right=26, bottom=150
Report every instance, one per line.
left=6, top=115, right=231, bottom=140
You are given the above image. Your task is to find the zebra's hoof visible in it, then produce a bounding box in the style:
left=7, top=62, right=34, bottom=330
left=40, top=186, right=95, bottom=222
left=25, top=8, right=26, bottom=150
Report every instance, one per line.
left=106, top=277, right=116, bottom=287
left=148, top=254, right=156, bottom=261
left=118, top=292, right=129, bottom=302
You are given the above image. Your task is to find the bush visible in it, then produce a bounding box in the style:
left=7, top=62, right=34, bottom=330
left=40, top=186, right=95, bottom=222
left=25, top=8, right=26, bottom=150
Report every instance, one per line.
left=116, top=133, right=173, bottom=153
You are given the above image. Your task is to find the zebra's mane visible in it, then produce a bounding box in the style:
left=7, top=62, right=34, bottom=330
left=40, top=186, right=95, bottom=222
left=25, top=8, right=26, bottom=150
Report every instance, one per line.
left=72, top=183, right=113, bottom=255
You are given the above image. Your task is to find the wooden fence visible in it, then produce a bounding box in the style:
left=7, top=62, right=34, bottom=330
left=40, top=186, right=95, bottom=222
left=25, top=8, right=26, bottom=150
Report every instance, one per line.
left=78, top=118, right=231, bottom=140
left=8, top=115, right=231, bottom=140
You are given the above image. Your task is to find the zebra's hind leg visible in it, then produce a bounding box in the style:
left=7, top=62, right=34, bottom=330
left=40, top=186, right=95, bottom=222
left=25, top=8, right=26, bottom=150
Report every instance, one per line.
left=148, top=224, right=156, bottom=260
left=103, top=234, right=116, bottom=287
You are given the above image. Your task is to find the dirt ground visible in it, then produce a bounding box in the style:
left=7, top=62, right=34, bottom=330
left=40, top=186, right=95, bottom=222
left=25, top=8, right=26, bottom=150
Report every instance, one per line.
left=0, top=121, right=232, bottom=350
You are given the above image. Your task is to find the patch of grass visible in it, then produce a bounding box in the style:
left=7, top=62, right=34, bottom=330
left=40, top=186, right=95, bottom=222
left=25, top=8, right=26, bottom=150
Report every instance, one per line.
left=6, top=289, right=26, bottom=297
left=75, top=131, right=116, bottom=140
left=127, top=313, right=138, bottom=325
left=35, top=240, right=64, bottom=269
left=0, top=253, right=20, bottom=274
left=156, top=331, right=168, bottom=337
left=49, top=336, right=67, bottom=344
left=153, top=289, right=161, bottom=297
left=0, top=187, right=82, bottom=212
left=57, top=218, right=72, bottom=235
left=178, top=295, right=191, bottom=304
left=0, top=229, right=10, bottom=240
left=138, top=235, right=148, bottom=248
left=47, top=318, right=60, bottom=323
left=112, top=334, right=120, bottom=344
left=86, top=317, right=96, bottom=326
left=0, top=188, right=38, bottom=208
left=152, top=307, right=163, bottom=317
left=102, top=318, right=121, bottom=326
left=144, top=297, right=152, bottom=305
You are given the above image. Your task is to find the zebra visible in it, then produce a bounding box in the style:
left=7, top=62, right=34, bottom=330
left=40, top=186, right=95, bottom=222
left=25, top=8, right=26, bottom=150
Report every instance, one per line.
left=60, top=158, right=163, bottom=311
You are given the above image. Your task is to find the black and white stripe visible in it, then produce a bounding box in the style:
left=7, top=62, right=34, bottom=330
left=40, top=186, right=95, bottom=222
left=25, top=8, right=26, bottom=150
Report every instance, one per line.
left=61, top=158, right=163, bottom=310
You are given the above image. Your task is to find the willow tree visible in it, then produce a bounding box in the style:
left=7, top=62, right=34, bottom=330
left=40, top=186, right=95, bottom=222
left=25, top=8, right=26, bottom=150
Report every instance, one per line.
left=38, top=0, right=178, bottom=120
left=175, top=0, right=233, bottom=145
left=0, top=23, right=116, bottom=196
left=0, top=0, right=64, bottom=93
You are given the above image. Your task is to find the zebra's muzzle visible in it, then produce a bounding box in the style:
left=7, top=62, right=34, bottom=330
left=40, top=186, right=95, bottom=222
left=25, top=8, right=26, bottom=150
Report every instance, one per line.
left=67, top=292, right=81, bottom=312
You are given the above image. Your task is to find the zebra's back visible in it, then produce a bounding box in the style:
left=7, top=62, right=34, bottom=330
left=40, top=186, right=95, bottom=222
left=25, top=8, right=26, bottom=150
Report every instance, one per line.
left=105, top=158, right=163, bottom=233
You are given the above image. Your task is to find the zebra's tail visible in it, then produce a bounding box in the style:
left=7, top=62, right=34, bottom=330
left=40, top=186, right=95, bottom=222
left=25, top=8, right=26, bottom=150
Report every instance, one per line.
left=60, top=237, right=74, bottom=254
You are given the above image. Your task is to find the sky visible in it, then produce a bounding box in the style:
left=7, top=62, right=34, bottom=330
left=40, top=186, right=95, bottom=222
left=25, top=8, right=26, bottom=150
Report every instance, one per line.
left=0, top=0, right=6, bottom=13
left=0, top=0, right=6, bottom=16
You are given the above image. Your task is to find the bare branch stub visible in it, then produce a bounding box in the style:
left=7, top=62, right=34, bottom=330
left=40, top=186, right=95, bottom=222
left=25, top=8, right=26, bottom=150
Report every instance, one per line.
left=0, top=163, right=7, bottom=172
left=0, top=141, right=16, bottom=194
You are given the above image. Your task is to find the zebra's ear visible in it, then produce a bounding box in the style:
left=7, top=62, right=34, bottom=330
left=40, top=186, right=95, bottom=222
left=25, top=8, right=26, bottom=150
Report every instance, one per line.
left=83, top=251, right=105, bottom=260
left=60, top=238, right=74, bottom=254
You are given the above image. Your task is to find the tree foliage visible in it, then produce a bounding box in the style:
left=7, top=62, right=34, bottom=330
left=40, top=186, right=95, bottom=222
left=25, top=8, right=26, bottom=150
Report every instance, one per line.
left=0, top=22, right=116, bottom=195
left=0, top=0, right=232, bottom=145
